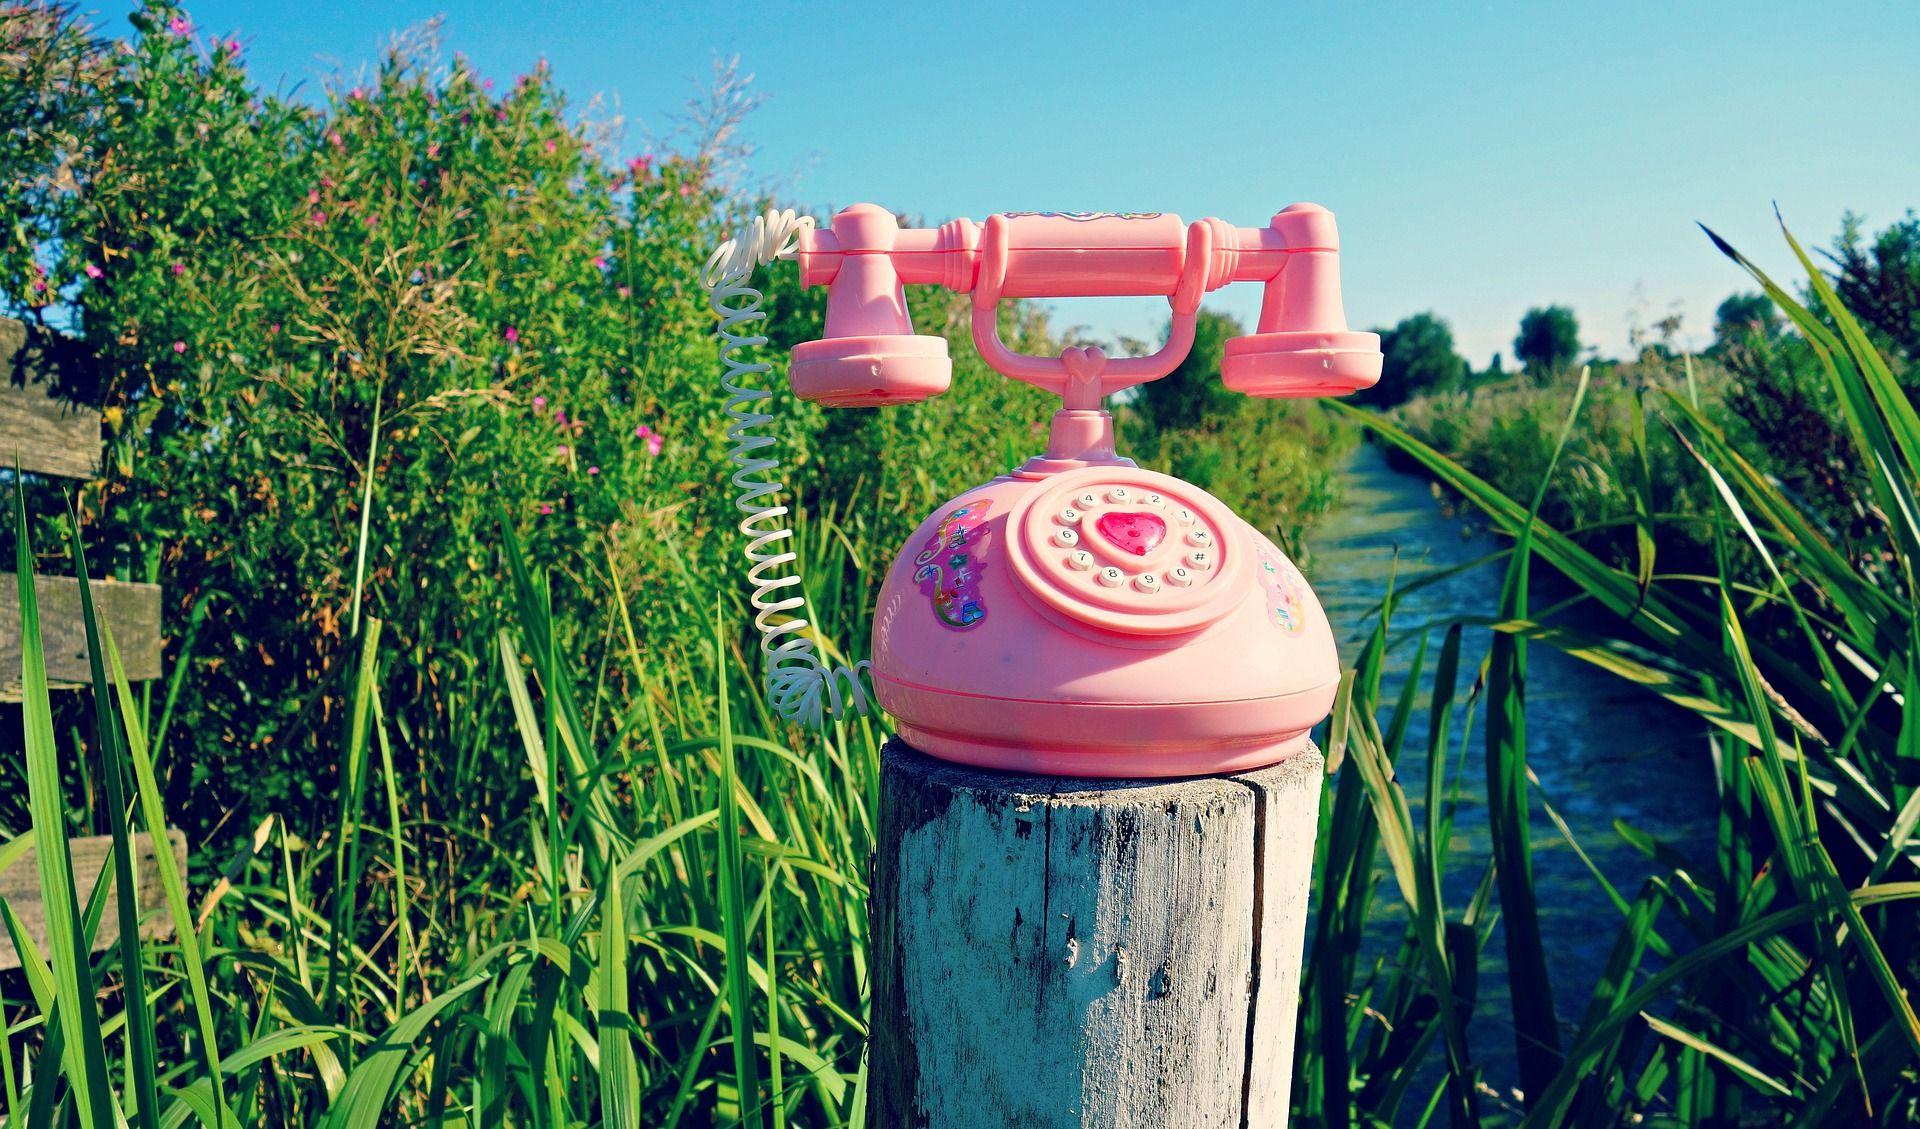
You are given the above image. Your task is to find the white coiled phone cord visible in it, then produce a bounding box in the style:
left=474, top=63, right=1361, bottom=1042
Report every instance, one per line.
left=704, top=208, right=874, bottom=726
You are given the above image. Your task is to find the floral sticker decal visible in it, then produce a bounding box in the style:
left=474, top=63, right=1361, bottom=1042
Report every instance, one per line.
left=1257, top=548, right=1309, bottom=632
left=914, top=499, right=995, bottom=629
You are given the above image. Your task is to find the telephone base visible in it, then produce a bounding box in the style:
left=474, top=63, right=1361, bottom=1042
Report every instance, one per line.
left=890, top=718, right=1318, bottom=779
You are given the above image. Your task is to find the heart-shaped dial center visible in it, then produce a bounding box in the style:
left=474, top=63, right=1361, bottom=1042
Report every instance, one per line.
left=1095, top=510, right=1167, bottom=556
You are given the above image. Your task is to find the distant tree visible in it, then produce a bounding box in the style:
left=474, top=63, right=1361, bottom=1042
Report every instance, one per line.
left=1135, top=308, right=1240, bottom=430
left=1827, top=209, right=1920, bottom=361
left=1713, top=292, right=1781, bottom=352
left=1514, top=305, right=1580, bottom=375
left=1354, top=311, right=1466, bottom=406
left=1484, top=352, right=1504, bottom=380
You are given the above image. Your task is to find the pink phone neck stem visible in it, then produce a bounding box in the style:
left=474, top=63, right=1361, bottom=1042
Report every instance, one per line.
left=1018, top=409, right=1132, bottom=477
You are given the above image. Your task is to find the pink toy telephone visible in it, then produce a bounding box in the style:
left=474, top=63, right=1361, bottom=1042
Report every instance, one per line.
left=706, top=203, right=1381, bottom=777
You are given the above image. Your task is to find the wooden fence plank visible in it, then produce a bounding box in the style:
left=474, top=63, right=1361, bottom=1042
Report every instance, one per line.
left=0, top=573, right=163, bottom=695
left=0, top=829, right=187, bottom=971
left=0, top=317, right=103, bottom=482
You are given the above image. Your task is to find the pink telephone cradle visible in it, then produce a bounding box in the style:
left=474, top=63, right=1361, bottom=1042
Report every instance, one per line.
left=773, top=203, right=1381, bottom=778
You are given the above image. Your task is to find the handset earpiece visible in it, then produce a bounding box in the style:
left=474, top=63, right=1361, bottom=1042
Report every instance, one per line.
left=1221, top=203, right=1383, bottom=398
left=789, top=204, right=952, bottom=406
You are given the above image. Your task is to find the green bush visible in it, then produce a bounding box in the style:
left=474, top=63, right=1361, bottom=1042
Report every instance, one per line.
left=1391, top=360, right=1733, bottom=566
left=0, top=3, right=1071, bottom=850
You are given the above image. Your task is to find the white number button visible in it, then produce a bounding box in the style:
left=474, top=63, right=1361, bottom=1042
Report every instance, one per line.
left=1052, top=528, right=1080, bottom=548
left=1066, top=550, right=1094, bottom=571
left=1186, top=529, right=1213, bottom=548
left=1076, top=491, right=1100, bottom=509
left=1134, top=573, right=1161, bottom=593
left=1106, top=486, right=1131, bottom=503
left=1057, top=506, right=1082, bottom=525
left=1174, top=507, right=1196, bottom=526
left=1167, top=566, right=1195, bottom=587
left=1143, top=492, right=1165, bottom=507
left=1185, top=550, right=1214, bottom=571
left=1097, top=566, right=1126, bottom=588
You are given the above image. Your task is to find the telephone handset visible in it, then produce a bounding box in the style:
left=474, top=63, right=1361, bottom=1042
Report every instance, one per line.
left=707, top=203, right=1381, bottom=777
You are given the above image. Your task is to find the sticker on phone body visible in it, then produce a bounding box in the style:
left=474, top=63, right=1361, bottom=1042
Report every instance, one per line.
left=914, top=499, right=995, bottom=629
left=1257, top=548, right=1308, bottom=632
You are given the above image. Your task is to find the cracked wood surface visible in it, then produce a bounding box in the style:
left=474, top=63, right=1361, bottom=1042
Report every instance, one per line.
left=872, top=739, right=1323, bottom=1128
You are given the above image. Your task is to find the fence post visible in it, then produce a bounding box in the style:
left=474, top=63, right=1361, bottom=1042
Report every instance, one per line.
left=871, top=738, right=1322, bottom=1128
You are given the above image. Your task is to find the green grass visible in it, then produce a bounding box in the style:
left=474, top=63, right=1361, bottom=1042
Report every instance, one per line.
left=0, top=223, right=1916, bottom=1125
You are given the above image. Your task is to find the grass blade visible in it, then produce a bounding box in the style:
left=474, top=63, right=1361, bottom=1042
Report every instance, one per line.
left=716, top=605, right=764, bottom=1129
left=67, top=499, right=161, bottom=1129
left=12, top=482, right=116, bottom=1129
left=1486, top=369, right=1589, bottom=1105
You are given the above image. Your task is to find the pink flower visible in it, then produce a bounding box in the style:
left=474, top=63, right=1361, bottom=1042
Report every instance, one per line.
left=532, top=395, right=547, bottom=409
left=592, top=255, right=607, bottom=270
left=226, top=39, right=240, bottom=54
left=171, top=262, right=185, bottom=276
left=543, top=140, right=556, bottom=154
left=556, top=444, right=569, bottom=456
left=495, top=109, right=508, bottom=123
left=678, top=184, right=693, bottom=197
left=32, top=281, right=46, bottom=293
left=84, top=262, right=103, bottom=279
left=172, top=341, right=186, bottom=354
left=483, top=78, right=494, bottom=91
left=308, top=189, right=320, bottom=203
left=349, top=86, right=366, bottom=101
left=634, top=424, right=653, bottom=439
left=645, top=434, right=664, bottom=457
left=538, top=504, right=552, bottom=515
left=554, top=408, right=566, bottom=423
left=628, top=154, right=652, bottom=175
left=310, top=210, right=327, bottom=226
left=616, top=286, right=630, bottom=298
left=502, top=326, right=519, bottom=343
left=327, top=131, right=344, bottom=149
left=167, top=15, right=191, bottom=36
left=269, top=322, right=280, bottom=334
left=426, top=142, right=439, bottom=158
left=587, top=465, right=599, bottom=476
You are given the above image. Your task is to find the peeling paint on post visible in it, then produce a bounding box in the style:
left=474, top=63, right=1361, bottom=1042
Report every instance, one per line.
left=871, top=739, right=1323, bottom=1128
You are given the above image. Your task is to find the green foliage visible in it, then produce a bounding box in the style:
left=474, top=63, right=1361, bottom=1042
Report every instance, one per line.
left=1713, top=291, right=1782, bottom=350
left=1830, top=209, right=1920, bottom=362
left=1391, top=358, right=1730, bottom=567
left=1354, top=310, right=1467, bottom=408
left=1515, top=303, right=1581, bottom=375
left=1132, top=307, right=1241, bottom=430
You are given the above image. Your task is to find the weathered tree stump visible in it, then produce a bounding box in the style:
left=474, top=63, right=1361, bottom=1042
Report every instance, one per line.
left=872, top=739, right=1323, bottom=1128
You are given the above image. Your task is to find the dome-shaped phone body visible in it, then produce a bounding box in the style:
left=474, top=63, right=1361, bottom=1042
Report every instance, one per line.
left=870, top=465, right=1339, bottom=778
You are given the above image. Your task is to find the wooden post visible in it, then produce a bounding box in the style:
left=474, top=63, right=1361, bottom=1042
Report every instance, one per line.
left=872, top=739, right=1323, bottom=1128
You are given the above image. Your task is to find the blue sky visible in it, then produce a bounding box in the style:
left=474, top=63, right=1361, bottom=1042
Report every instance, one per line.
left=124, top=0, right=1918, bottom=365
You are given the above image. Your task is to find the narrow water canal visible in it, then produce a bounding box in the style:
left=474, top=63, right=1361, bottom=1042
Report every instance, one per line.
left=1306, top=440, right=1718, bottom=1107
